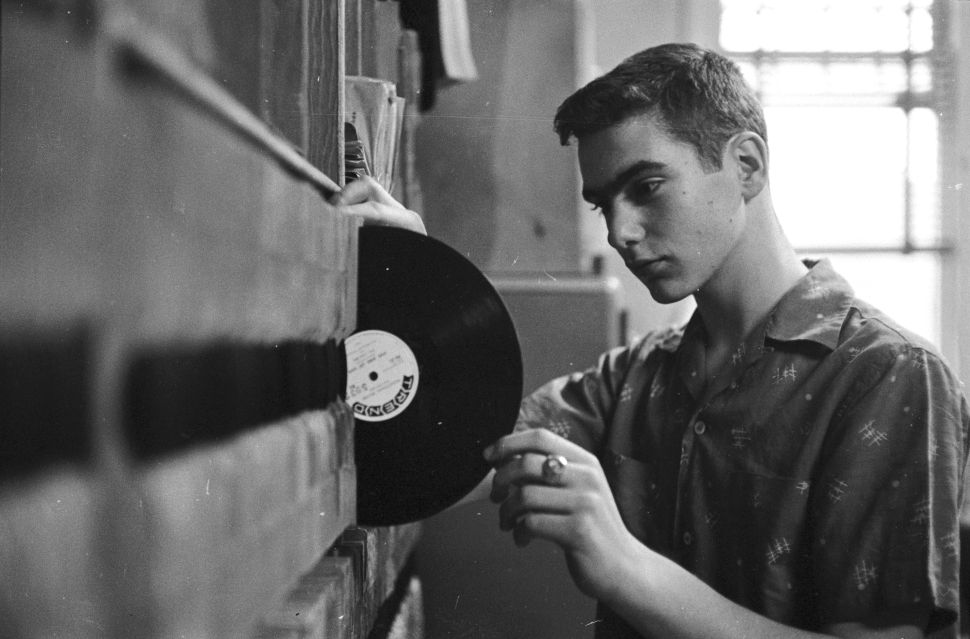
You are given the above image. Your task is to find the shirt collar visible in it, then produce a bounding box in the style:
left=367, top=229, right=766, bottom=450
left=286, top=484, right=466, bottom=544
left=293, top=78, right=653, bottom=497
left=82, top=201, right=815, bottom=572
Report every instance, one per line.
left=763, top=258, right=855, bottom=351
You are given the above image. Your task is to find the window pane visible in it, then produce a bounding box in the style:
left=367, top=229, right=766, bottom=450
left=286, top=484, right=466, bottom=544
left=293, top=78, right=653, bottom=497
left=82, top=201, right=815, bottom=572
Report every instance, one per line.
left=909, top=108, right=940, bottom=245
left=822, top=5, right=910, bottom=52
left=812, top=252, right=940, bottom=346
left=909, top=7, right=934, bottom=52
left=744, top=59, right=912, bottom=106
left=720, top=0, right=928, bottom=53
left=910, top=58, right=933, bottom=93
left=768, top=106, right=907, bottom=248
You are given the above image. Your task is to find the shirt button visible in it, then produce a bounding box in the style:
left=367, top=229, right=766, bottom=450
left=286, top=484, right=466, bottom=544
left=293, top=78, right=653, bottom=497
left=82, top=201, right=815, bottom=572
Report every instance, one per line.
left=683, top=532, right=693, bottom=546
left=693, top=421, right=707, bottom=435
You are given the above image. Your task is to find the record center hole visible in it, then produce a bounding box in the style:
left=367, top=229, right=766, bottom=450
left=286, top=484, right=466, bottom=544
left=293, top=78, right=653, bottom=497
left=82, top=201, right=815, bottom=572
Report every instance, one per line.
left=369, top=371, right=378, bottom=381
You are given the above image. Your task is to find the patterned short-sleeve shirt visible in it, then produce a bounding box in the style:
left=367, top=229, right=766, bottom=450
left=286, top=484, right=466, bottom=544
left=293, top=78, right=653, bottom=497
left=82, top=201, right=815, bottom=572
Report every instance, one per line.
left=517, top=260, right=970, bottom=637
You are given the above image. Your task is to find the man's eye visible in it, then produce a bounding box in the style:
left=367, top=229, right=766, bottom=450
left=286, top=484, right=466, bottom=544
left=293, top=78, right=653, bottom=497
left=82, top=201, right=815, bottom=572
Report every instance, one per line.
left=629, top=180, right=661, bottom=202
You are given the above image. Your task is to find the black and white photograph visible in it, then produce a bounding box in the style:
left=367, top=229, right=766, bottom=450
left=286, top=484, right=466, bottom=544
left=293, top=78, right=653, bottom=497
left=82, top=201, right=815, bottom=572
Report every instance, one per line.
left=2, top=1, right=970, bottom=638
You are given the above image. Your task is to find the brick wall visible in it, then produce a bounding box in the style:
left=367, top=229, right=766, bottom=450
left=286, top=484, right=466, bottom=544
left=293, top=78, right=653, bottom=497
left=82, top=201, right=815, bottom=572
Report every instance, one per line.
left=0, top=3, right=422, bottom=637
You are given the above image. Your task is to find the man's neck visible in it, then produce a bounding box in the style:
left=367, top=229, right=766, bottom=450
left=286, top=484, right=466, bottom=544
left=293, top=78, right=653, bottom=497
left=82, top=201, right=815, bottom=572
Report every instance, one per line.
left=693, top=209, right=807, bottom=356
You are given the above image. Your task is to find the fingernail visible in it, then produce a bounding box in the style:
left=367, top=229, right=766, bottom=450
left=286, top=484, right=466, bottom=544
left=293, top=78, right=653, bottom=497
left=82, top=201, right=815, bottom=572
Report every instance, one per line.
left=482, top=445, right=494, bottom=460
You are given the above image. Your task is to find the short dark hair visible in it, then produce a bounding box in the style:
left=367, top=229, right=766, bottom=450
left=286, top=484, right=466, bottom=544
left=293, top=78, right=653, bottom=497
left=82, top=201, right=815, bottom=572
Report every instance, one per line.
left=553, top=43, right=767, bottom=171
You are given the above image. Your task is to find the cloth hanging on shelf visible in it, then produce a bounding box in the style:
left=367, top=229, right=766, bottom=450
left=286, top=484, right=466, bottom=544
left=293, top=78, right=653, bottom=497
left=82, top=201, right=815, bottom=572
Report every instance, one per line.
left=398, top=0, right=478, bottom=111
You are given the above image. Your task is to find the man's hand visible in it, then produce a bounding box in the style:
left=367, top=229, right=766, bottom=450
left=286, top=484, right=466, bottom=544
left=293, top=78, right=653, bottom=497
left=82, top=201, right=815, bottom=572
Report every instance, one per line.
left=484, top=428, right=638, bottom=600
left=329, top=176, right=427, bottom=235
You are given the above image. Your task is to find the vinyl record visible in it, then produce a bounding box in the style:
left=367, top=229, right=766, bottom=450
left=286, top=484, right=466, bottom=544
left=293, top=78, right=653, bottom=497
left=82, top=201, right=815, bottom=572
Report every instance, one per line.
left=348, top=226, right=523, bottom=526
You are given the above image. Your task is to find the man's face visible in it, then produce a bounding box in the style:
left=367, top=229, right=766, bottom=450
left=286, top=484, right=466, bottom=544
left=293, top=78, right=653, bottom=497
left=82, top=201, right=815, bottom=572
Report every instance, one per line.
left=577, top=114, right=747, bottom=304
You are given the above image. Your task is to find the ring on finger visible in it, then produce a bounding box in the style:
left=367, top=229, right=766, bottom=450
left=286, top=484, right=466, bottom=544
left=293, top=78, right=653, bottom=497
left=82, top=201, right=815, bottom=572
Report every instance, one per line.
left=541, top=454, right=568, bottom=484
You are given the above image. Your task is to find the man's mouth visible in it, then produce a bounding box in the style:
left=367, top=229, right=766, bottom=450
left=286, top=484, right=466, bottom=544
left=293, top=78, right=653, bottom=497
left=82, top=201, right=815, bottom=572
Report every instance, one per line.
left=628, top=257, right=665, bottom=278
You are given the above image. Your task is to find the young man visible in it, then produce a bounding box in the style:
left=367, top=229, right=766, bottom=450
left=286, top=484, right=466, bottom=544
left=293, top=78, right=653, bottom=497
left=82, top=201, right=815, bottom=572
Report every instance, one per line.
left=336, top=43, right=969, bottom=639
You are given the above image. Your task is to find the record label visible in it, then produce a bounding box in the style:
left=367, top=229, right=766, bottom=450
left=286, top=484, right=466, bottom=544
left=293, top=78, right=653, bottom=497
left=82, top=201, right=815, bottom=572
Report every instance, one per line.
left=345, top=329, right=420, bottom=422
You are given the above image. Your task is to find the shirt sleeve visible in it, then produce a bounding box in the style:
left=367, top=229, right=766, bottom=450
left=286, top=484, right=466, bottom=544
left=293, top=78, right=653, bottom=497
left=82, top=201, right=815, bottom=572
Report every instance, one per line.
left=513, top=337, right=649, bottom=453
left=809, top=342, right=970, bottom=632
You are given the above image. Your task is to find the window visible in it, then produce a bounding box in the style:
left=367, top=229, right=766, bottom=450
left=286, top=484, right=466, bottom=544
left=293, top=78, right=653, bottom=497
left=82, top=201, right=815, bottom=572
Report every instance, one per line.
left=719, top=0, right=952, bottom=346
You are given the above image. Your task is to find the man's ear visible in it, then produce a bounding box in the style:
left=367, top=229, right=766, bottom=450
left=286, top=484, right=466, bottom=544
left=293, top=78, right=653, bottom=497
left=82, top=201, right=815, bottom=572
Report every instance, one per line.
left=726, top=131, right=768, bottom=202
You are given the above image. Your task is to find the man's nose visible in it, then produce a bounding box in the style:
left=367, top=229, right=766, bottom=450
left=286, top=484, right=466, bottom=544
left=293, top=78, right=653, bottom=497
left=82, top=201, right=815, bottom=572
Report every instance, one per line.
left=607, top=203, right=645, bottom=249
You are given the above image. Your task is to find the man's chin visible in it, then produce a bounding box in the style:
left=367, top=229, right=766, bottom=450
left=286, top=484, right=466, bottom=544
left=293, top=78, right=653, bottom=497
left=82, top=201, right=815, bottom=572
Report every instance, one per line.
left=642, top=279, right=692, bottom=305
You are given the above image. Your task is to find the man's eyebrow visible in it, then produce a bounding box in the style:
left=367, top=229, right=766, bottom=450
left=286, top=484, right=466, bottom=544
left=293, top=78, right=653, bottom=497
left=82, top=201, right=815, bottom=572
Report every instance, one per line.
left=582, top=160, right=668, bottom=203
